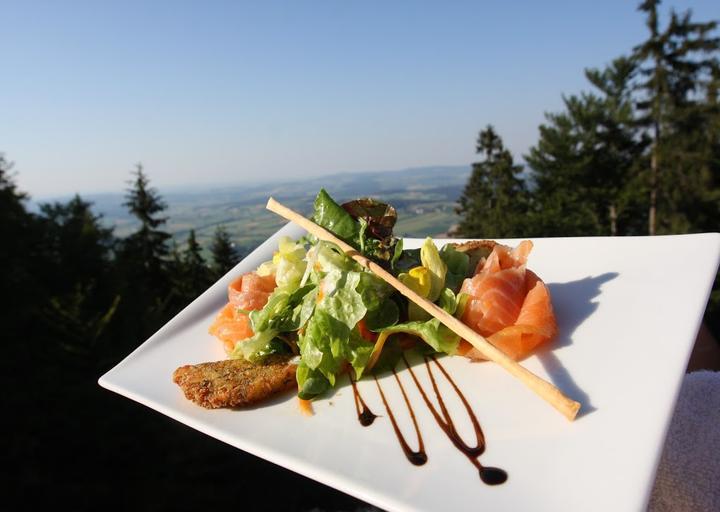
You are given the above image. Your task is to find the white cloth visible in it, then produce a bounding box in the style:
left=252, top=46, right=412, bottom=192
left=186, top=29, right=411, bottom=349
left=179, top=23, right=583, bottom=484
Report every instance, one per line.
left=649, top=371, right=720, bottom=512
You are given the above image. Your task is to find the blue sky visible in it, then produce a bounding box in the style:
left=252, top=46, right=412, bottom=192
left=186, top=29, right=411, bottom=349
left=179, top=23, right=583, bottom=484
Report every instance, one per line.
left=2, top=0, right=718, bottom=198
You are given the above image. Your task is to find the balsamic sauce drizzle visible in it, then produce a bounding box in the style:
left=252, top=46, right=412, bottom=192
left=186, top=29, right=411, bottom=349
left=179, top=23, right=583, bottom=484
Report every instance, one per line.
left=351, top=354, right=508, bottom=485
left=403, top=355, right=508, bottom=485
left=373, top=371, right=428, bottom=466
left=350, top=375, right=378, bottom=426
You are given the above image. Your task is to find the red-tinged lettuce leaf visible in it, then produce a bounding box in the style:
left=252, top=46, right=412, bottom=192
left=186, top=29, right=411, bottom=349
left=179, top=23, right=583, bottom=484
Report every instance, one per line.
left=341, top=198, right=397, bottom=240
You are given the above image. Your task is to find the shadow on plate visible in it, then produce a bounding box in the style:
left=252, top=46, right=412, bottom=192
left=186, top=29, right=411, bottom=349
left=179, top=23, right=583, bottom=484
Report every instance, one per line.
left=536, top=272, right=619, bottom=419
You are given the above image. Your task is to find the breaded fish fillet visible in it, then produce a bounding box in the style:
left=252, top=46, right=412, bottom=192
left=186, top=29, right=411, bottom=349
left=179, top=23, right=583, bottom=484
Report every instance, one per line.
left=173, top=354, right=297, bottom=408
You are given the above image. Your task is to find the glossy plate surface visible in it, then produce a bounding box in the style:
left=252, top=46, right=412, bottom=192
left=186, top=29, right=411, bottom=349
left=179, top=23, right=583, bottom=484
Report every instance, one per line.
left=99, top=225, right=720, bottom=511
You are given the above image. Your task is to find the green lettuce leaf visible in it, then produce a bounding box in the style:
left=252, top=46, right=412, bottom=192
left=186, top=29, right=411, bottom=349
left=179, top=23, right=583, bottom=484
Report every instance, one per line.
left=255, top=236, right=307, bottom=289
left=440, top=244, right=470, bottom=293
left=248, top=283, right=316, bottom=334
left=313, top=189, right=360, bottom=243
left=318, top=270, right=367, bottom=328
left=364, top=298, right=399, bottom=331
left=438, top=287, right=458, bottom=315
left=253, top=337, right=292, bottom=358
left=297, top=265, right=372, bottom=387
left=376, top=318, right=460, bottom=355
left=313, top=189, right=401, bottom=266
left=345, top=329, right=375, bottom=379
left=420, top=237, right=447, bottom=302
left=299, top=309, right=347, bottom=385
left=312, top=241, right=359, bottom=273
left=394, top=247, right=421, bottom=273
left=230, top=329, right=280, bottom=361
left=296, top=361, right=332, bottom=400
left=356, top=271, right=393, bottom=311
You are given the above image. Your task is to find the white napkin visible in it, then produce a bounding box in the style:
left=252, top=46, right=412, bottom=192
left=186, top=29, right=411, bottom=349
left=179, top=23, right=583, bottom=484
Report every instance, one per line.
left=649, top=371, right=720, bottom=512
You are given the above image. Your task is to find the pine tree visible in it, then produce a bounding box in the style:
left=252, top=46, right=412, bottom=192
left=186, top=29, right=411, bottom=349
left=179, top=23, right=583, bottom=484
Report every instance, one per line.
left=525, top=102, right=604, bottom=236
left=0, top=154, right=43, bottom=343
left=210, top=225, right=240, bottom=279
left=455, top=126, right=529, bottom=238
left=37, top=196, right=119, bottom=361
left=116, top=164, right=173, bottom=339
left=585, top=57, right=648, bottom=235
left=121, top=163, right=171, bottom=267
left=39, top=195, right=114, bottom=294
left=633, top=0, right=720, bottom=234
left=180, top=229, right=212, bottom=301
left=526, top=58, right=645, bottom=236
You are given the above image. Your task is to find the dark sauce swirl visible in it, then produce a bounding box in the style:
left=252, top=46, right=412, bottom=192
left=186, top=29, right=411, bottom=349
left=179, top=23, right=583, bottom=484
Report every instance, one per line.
left=403, top=355, right=507, bottom=485
left=350, top=354, right=507, bottom=484
left=373, top=371, right=427, bottom=466
left=350, top=375, right=377, bottom=426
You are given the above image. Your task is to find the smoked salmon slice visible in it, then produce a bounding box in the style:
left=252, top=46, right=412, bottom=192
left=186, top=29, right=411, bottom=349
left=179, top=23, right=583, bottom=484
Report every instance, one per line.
left=209, top=272, right=277, bottom=353
left=228, top=272, right=276, bottom=310
left=208, top=303, right=255, bottom=353
left=458, top=241, right=557, bottom=360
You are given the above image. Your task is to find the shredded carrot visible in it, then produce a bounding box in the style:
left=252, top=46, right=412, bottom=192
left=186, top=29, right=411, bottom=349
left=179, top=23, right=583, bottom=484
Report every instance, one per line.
left=356, top=318, right=377, bottom=342
left=298, top=397, right=314, bottom=416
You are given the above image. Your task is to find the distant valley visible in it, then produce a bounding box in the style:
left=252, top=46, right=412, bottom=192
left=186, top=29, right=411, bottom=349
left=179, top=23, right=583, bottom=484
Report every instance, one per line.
left=59, top=165, right=472, bottom=255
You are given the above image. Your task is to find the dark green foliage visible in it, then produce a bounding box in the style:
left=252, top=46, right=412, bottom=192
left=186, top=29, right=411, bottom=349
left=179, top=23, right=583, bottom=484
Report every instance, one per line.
left=0, top=154, right=41, bottom=340
left=633, top=0, right=720, bottom=234
left=119, top=164, right=171, bottom=272
left=526, top=58, right=647, bottom=236
left=37, top=195, right=120, bottom=363
left=39, top=195, right=115, bottom=294
left=115, top=163, right=174, bottom=338
left=455, top=125, right=529, bottom=238
left=516, top=2, right=718, bottom=238
left=210, top=224, right=241, bottom=279
left=176, top=229, right=213, bottom=303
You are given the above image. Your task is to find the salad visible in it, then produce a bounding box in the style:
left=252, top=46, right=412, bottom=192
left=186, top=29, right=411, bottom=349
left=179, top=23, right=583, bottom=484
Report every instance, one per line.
left=198, top=189, right=557, bottom=403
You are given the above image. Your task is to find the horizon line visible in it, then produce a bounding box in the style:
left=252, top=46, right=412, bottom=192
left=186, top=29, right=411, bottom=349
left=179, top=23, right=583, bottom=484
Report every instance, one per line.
left=29, top=163, right=476, bottom=202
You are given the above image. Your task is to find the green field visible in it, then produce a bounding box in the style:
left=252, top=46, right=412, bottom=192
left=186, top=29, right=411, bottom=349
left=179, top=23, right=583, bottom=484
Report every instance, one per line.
left=395, top=209, right=458, bottom=238
left=87, top=166, right=471, bottom=256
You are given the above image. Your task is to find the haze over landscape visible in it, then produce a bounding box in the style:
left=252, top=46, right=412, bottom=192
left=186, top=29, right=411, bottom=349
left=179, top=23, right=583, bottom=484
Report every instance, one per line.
left=38, top=165, right=474, bottom=254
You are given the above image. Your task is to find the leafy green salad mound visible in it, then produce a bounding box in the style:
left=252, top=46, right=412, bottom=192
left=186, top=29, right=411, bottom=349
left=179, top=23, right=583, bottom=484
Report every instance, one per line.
left=232, top=189, right=473, bottom=400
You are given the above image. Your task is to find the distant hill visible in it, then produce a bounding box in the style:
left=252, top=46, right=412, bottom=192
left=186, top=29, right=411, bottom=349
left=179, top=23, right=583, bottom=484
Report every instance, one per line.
left=36, top=165, right=472, bottom=254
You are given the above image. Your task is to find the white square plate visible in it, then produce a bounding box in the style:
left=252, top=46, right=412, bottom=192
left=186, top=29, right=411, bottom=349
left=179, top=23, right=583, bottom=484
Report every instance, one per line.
left=99, top=224, right=720, bottom=511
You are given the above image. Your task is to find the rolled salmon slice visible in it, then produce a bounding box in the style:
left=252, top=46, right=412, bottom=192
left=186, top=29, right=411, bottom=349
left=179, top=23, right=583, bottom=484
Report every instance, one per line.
left=239, top=272, right=277, bottom=293
left=458, top=242, right=557, bottom=361
left=210, top=272, right=278, bottom=353
left=208, top=303, right=254, bottom=353
left=461, top=268, right=527, bottom=336
left=228, top=273, right=276, bottom=310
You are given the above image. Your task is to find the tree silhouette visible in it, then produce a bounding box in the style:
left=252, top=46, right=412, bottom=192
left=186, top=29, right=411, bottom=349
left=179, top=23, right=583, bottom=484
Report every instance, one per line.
left=210, top=225, right=240, bottom=279
left=455, top=126, right=529, bottom=238
left=526, top=58, right=646, bottom=236
left=633, top=0, right=720, bottom=234
left=177, top=229, right=212, bottom=303
left=0, top=154, right=43, bottom=363
left=39, top=195, right=114, bottom=293
left=37, top=196, right=119, bottom=362
left=116, top=164, right=173, bottom=340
